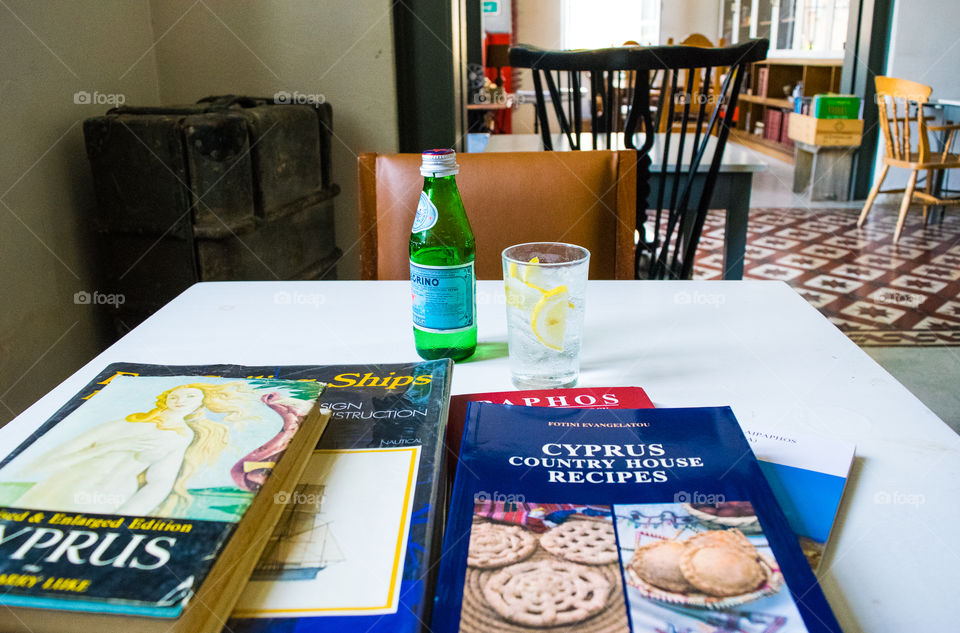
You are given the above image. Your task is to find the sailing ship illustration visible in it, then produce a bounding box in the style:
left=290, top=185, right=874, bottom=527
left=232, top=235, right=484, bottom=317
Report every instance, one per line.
left=252, top=483, right=344, bottom=581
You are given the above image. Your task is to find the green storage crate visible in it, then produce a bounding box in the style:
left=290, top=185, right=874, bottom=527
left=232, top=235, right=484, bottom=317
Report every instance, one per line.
left=813, top=94, right=860, bottom=119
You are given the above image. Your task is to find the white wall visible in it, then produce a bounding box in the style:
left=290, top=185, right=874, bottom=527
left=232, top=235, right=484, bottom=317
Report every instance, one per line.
left=0, top=1, right=398, bottom=425
left=508, top=0, right=723, bottom=134
left=659, top=0, right=722, bottom=46
left=149, top=0, right=399, bottom=280
left=512, top=0, right=564, bottom=134
left=483, top=0, right=512, bottom=33
left=0, top=1, right=161, bottom=424
left=885, top=0, right=959, bottom=97
left=873, top=0, right=960, bottom=193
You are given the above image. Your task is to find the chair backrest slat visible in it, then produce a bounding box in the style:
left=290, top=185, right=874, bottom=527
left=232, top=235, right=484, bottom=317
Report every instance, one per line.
left=682, top=63, right=745, bottom=279
left=875, top=75, right=933, bottom=163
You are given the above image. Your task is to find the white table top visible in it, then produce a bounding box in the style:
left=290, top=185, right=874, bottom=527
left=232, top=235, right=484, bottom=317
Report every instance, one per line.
left=485, top=132, right=766, bottom=173
left=2, top=280, right=957, bottom=632
left=928, top=98, right=960, bottom=108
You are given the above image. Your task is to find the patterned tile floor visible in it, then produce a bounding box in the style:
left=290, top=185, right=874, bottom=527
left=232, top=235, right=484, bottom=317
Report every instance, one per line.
left=693, top=206, right=960, bottom=346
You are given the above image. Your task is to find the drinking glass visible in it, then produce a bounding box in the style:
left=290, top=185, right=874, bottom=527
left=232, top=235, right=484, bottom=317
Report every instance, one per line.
left=502, top=242, right=590, bottom=389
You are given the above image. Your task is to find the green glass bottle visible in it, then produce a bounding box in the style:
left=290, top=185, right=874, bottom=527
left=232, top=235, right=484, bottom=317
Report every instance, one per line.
left=409, top=149, right=477, bottom=361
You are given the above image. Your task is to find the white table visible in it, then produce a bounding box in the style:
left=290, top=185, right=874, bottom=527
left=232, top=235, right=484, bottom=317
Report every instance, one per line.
left=485, top=133, right=766, bottom=280
left=485, top=132, right=762, bottom=173
left=2, top=280, right=957, bottom=633
left=929, top=98, right=960, bottom=108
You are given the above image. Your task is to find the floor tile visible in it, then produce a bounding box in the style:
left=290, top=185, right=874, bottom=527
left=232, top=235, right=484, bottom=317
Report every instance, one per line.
left=777, top=254, right=831, bottom=270
left=913, top=264, right=960, bottom=282
left=866, top=288, right=927, bottom=309
left=801, top=244, right=852, bottom=259
left=829, top=263, right=887, bottom=281
left=747, top=263, right=806, bottom=280
left=804, top=274, right=865, bottom=293
left=889, top=275, right=948, bottom=293
left=840, top=301, right=906, bottom=325
left=795, top=288, right=840, bottom=308
left=854, top=253, right=906, bottom=270
left=754, top=235, right=801, bottom=249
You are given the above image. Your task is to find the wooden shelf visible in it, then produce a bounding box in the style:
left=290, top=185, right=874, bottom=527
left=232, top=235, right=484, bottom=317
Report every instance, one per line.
left=728, top=58, right=843, bottom=164
left=729, top=129, right=795, bottom=164
left=757, top=57, right=843, bottom=66
left=740, top=94, right=792, bottom=108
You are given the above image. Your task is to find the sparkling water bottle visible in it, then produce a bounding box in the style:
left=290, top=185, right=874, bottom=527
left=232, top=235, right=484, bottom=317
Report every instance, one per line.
left=409, top=149, right=477, bottom=361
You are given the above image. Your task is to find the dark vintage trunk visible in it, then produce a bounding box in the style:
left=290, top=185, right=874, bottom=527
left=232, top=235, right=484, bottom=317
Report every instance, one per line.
left=83, top=95, right=341, bottom=335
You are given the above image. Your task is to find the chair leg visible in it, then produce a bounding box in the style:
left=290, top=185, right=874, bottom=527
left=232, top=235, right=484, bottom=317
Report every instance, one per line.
left=922, top=169, right=933, bottom=223
left=858, top=164, right=889, bottom=228
left=893, top=170, right=919, bottom=243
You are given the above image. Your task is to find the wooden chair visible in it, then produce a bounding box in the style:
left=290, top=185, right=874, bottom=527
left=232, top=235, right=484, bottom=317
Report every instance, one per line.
left=357, top=151, right=638, bottom=280
left=858, top=76, right=960, bottom=242
left=508, top=39, right=768, bottom=279
left=656, top=34, right=727, bottom=134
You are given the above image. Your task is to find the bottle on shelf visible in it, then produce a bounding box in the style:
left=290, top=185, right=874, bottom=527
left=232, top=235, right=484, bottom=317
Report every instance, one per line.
left=409, top=149, right=477, bottom=362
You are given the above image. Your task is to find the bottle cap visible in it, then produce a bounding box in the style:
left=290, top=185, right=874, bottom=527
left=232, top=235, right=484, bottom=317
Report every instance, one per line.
left=421, top=149, right=459, bottom=177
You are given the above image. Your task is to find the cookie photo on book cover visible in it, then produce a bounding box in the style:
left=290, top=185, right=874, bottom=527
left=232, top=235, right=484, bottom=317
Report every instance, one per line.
left=614, top=502, right=813, bottom=631
left=459, top=501, right=628, bottom=632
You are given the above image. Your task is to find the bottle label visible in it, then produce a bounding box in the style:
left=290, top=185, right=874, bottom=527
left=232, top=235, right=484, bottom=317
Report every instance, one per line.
left=410, top=261, right=475, bottom=331
left=412, top=192, right=439, bottom=233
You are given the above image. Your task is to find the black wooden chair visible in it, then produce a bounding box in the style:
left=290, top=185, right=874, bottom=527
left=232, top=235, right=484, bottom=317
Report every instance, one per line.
left=509, top=40, right=769, bottom=280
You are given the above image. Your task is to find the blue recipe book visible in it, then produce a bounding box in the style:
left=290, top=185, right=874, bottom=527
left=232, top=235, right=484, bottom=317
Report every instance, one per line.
left=434, top=403, right=842, bottom=633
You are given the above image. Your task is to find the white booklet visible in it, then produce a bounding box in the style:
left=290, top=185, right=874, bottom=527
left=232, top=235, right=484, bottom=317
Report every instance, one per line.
left=741, top=427, right=856, bottom=571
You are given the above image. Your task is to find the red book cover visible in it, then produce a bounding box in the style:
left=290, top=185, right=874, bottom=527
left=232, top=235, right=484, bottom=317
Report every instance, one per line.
left=445, top=387, right=654, bottom=476
left=781, top=110, right=794, bottom=148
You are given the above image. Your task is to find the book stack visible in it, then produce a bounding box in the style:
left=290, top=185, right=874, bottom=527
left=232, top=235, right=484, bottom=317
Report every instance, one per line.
left=0, top=360, right=455, bottom=633
left=435, top=390, right=852, bottom=633
left=1, top=367, right=852, bottom=633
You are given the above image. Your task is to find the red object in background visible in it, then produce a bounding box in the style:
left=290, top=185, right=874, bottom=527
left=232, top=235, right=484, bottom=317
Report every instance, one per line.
left=483, top=31, right=513, bottom=133
left=781, top=111, right=794, bottom=148
left=445, top=386, right=655, bottom=482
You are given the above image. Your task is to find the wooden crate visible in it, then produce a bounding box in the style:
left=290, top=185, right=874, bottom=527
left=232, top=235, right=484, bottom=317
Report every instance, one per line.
left=787, top=114, right=863, bottom=146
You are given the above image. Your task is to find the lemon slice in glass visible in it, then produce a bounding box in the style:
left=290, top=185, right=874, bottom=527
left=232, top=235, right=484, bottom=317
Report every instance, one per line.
left=505, top=276, right=543, bottom=311
left=521, top=256, right=540, bottom=284
left=531, top=285, right=569, bottom=350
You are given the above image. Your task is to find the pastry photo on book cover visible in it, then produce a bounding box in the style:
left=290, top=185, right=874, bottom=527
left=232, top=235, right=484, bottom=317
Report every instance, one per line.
left=459, top=499, right=801, bottom=632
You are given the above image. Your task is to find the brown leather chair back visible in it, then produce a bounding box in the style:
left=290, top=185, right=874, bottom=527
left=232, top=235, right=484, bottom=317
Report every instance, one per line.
left=358, top=151, right=637, bottom=280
